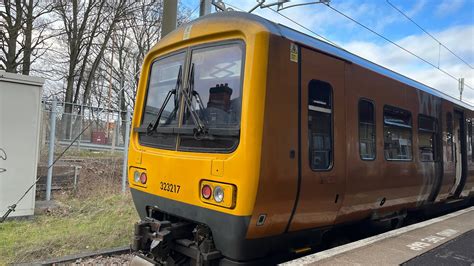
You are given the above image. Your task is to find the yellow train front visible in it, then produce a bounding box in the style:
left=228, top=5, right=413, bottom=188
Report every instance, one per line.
left=128, top=11, right=474, bottom=265
left=129, top=13, right=277, bottom=264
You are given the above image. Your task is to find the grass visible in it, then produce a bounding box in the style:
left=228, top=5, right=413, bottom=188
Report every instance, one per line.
left=0, top=191, right=138, bottom=264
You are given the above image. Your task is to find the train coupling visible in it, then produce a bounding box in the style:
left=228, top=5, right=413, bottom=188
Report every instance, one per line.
left=132, top=217, right=222, bottom=264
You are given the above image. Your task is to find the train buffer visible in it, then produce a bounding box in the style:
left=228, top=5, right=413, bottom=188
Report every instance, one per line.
left=283, top=206, right=474, bottom=265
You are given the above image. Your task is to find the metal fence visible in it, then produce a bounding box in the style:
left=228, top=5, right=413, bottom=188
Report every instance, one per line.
left=40, top=99, right=132, bottom=200
left=41, top=100, right=131, bottom=152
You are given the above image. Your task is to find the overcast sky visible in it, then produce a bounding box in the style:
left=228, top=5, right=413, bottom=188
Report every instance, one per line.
left=181, top=0, right=474, bottom=105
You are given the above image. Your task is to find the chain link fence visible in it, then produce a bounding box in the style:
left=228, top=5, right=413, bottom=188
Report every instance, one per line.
left=38, top=100, right=132, bottom=199
left=40, top=100, right=131, bottom=152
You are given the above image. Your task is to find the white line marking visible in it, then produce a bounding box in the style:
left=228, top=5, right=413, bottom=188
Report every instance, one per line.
left=308, top=105, right=332, bottom=113
left=280, top=207, right=474, bottom=265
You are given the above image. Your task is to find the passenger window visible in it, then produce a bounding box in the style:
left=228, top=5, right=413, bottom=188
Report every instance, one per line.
left=446, top=112, right=454, bottom=162
left=383, top=106, right=413, bottom=160
left=359, top=99, right=376, bottom=160
left=468, top=120, right=473, bottom=161
left=308, top=80, right=333, bottom=170
left=418, top=115, right=437, bottom=161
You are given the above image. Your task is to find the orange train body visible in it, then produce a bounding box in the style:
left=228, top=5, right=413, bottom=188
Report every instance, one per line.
left=128, top=12, right=474, bottom=264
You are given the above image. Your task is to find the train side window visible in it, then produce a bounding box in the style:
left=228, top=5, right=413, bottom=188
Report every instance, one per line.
left=447, top=112, right=454, bottom=162
left=418, top=115, right=438, bottom=161
left=468, top=120, right=473, bottom=161
left=308, top=80, right=333, bottom=170
left=359, top=99, right=376, bottom=160
left=383, top=106, right=413, bottom=161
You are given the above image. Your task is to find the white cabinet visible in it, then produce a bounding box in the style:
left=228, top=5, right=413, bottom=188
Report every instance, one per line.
left=0, top=71, right=44, bottom=217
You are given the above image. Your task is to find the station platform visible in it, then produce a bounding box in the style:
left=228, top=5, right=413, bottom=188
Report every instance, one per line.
left=282, top=206, right=474, bottom=265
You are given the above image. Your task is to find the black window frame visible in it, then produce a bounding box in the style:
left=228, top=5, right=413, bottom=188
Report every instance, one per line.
left=417, top=114, right=438, bottom=162
left=308, top=79, right=334, bottom=171
left=358, top=98, right=376, bottom=161
left=137, top=39, right=246, bottom=154
left=383, top=105, right=413, bottom=161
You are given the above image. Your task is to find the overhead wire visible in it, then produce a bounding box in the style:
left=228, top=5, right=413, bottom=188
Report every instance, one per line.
left=267, top=6, right=341, bottom=48
left=189, top=1, right=201, bottom=18
left=222, top=1, right=340, bottom=47
left=322, top=3, right=474, bottom=92
left=222, top=0, right=474, bottom=104
left=386, top=0, right=474, bottom=70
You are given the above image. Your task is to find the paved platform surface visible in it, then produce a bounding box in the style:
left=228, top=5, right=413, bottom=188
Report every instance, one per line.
left=403, top=230, right=474, bottom=266
left=282, top=207, right=474, bottom=265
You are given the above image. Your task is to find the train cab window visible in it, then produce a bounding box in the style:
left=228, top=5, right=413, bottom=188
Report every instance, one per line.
left=418, top=115, right=438, bottom=161
left=383, top=106, right=413, bottom=160
left=179, top=42, right=244, bottom=152
left=139, top=51, right=186, bottom=149
left=308, top=80, right=333, bottom=170
left=359, top=99, right=376, bottom=160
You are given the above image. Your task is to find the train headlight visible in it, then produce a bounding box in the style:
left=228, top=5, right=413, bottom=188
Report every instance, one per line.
left=200, top=181, right=236, bottom=209
left=213, top=186, right=224, bottom=203
left=134, top=170, right=140, bottom=183
left=130, top=167, right=147, bottom=187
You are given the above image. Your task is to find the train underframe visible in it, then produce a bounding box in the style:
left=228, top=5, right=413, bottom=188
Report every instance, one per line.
left=132, top=211, right=222, bottom=265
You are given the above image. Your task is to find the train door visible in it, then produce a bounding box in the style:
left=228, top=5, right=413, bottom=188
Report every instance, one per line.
left=288, top=48, right=346, bottom=232
left=450, top=110, right=467, bottom=197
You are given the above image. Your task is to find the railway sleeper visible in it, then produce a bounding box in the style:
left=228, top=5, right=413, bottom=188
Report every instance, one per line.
left=132, top=218, right=222, bottom=265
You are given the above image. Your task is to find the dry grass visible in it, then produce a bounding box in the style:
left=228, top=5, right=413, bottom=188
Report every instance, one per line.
left=0, top=154, right=138, bottom=265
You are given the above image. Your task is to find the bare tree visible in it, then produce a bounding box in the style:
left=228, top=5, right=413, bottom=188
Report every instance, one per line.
left=0, top=0, right=56, bottom=74
left=54, top=0, right=136, bottom=138
left=1, top=0, right=23, bottom=72
left=21, top=0, right=56, bottom=75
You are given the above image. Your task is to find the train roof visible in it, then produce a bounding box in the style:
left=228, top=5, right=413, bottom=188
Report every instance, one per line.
left=190, top=11, right=473, bottom=110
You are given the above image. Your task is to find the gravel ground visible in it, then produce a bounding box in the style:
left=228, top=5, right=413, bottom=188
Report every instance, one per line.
left=72, top=254, right=134, bottom=265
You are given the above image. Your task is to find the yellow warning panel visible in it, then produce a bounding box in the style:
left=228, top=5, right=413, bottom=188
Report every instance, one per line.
left=290, top=42, right=298, bottom=62
left=183, top=25, right=192, bottom=40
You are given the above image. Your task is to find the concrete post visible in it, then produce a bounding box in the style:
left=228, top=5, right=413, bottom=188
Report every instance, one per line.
left=69, top=103, right=74, bottom=141
left=200, top=0, right=212, bottom=16
left=111, top=121, right=117, bottom=152
left=77, top=104, right=83, bottom=150
left=41, top=101, right=47, bottom=150
left=162, top=0, right=178, bottom=37
left=122, top=110, right=131, bottom=193
left=46, top=99, right=57, bottom=201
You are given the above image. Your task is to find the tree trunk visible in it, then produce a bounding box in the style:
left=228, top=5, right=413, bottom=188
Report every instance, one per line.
left=21, top=0, right=33, bottom=75
left=3, top=0, right=23, bottom=73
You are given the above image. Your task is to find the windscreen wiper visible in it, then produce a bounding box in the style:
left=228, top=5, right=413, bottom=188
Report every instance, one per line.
left=145, top=65, right=182, bottom=134
left=188, top=64, right=207, bottom=120
left=182, top=63, right=208, bottom=138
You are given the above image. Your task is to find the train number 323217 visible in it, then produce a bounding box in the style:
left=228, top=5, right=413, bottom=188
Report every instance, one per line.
left=160, top=182, right=180, bottom=193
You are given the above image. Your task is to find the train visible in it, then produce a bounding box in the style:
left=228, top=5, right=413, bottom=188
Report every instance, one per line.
left=128, top=11, right=474, bottom=265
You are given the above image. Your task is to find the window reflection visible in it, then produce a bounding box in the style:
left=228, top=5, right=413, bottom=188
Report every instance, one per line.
left=183, top=44, right=243, bottom=128
left=418, top=115, right=437, bottom=162
left=308, top=80, right=333, bottom=170
left=384, top=106, right=413, bottom=160
left=359, top=99, right=376, bottom=160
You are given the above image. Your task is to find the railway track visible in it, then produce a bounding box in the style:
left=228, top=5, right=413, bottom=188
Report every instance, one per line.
left=28, top=246, right=131, bottom=265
